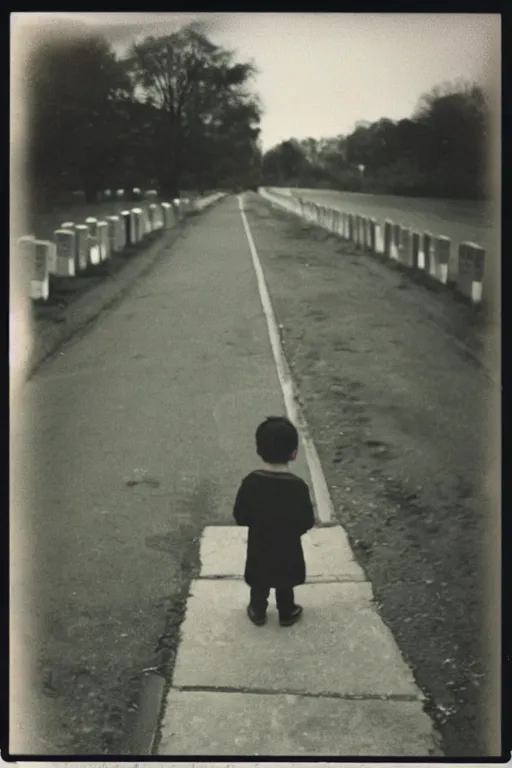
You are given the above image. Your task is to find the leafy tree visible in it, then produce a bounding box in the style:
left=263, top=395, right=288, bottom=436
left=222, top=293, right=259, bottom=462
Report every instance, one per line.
left=413, top=82, right=488, bottom=196
left=263, top=79, right=489, bottom=200
left=345, top=124, right=373, bottom=167
left=27, top=33, right=130, bottom=206
left=24, top=23, right=262, bottom=211
left=262, top=140, right=308, bottom=185
left=297, top=137, right=320, bottom=165
left=126, top=22, right=261, bottom=195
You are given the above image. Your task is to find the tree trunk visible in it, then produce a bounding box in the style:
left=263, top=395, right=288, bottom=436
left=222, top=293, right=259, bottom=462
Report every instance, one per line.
left=157, top=117, right=182, bottom=198
left=83, top=181, right=98, bottom=205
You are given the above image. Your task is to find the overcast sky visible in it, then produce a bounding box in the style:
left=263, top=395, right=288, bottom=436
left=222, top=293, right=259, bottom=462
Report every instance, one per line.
left=13, top=12, right=500, bottom=151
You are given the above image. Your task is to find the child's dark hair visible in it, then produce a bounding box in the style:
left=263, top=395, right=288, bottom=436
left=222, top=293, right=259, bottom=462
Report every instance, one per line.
left=256, top=416, right=299, bottom=464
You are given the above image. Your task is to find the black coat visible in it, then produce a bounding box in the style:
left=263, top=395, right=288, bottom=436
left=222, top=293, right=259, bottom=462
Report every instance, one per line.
left=233, top=469, right=315, bottom=587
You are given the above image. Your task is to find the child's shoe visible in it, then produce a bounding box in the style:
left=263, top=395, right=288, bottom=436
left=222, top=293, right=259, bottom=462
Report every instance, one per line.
left=247, top=605, right=267, bottom=626
left=279, top=604, right=303, bottom=627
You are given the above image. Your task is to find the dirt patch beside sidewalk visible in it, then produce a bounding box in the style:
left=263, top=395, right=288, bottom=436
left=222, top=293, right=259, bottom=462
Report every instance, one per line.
left=244, top=194, right=500, bottom=758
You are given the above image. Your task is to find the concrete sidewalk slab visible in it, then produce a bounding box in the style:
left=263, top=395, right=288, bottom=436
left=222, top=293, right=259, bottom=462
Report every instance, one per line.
left=171, top=579, right=419, bottom=697
left=158, top=689, right=438, bottom=756
left=199, top=525, right=366, bottom=582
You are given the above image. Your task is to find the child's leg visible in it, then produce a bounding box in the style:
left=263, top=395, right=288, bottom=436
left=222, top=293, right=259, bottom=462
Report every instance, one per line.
left=276, top=587, right=303, bottom=626
left=275, top=586, right=295, bottom=617
left=249, top=585, right=270, bottom=617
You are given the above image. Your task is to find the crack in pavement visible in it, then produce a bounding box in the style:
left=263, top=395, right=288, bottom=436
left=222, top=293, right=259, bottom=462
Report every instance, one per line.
left=171, top=684, right=424, bottom=702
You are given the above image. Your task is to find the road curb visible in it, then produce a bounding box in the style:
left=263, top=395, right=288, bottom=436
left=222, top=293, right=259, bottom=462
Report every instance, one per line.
left=127, top=671, right=167, bottom=755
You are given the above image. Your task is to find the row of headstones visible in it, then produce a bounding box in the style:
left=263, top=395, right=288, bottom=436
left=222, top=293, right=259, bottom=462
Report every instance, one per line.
left=88, top=187, right=158, bottom=201
left=104, top=187, right=155, bottom=199
left=17, top=200, right=190, bottom=303
left=260, top=189, right=485, bottom=305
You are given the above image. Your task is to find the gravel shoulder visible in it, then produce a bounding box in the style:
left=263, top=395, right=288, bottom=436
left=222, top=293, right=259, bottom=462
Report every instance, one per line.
left=244, top=193, right=501, bottom=758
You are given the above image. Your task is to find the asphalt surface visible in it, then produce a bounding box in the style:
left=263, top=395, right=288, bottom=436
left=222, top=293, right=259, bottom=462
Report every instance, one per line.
left=10, top=196, right=311, bottom=755
left=10, top=192, right=500, bottom=756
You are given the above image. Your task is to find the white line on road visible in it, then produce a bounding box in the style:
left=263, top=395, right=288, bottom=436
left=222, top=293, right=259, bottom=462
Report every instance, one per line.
left=238, top=194, right=334, bottom=524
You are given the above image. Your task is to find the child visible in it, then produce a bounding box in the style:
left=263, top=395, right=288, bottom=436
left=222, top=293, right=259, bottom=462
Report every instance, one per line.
left=233, top=416, right=315, bottom=627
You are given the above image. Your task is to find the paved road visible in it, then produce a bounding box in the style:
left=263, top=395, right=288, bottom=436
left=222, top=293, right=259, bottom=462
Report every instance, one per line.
left=10, top=197, right=313, bottom=754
